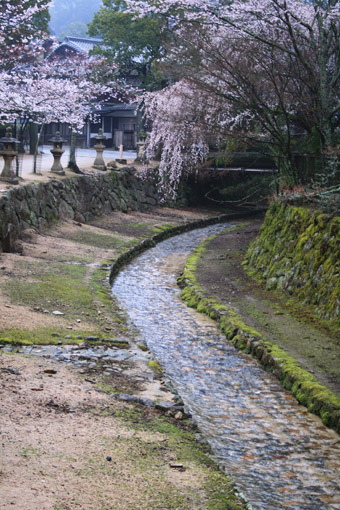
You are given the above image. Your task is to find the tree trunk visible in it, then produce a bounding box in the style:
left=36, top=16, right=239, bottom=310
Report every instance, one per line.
left=29, top=123, right=39, bottom=155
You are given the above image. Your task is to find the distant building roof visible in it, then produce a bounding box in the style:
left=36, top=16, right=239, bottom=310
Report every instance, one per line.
left=94, top=103, right=137, bottom=116
left=51, top=36, right=103, bottom=57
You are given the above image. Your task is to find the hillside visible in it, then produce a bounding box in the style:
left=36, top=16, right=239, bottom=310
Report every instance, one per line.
left=49, top=0, right=102, bottom=35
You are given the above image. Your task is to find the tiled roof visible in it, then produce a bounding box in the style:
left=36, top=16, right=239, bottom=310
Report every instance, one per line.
left=53, top=37, right=103, bottom=56
left=93, top=103, right=137, bottom=114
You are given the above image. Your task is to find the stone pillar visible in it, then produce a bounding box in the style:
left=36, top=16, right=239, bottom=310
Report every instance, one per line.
left=49, top=131, right=66, bottom=175
left=135, top=141, right=146, bottom=162
left=0, top=127, right=19, bottom=185
left=93, top=129, right=107, bottom=171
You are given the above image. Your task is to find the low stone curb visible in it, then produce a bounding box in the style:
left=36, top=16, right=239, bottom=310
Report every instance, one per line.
left=177, top=234, right=340, bottom=434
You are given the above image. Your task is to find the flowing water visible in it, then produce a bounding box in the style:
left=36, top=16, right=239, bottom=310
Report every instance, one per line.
left=112, top=224, right=340, bottom=510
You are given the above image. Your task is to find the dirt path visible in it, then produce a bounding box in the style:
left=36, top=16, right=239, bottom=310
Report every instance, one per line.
left=1, top=353, right=245, bottom=510
left=0, top=208, right=246, bottom=510
left=195, top=219, right=340, bottom=398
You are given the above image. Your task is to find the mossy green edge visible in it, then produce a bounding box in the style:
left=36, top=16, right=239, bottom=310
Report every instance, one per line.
left=177, top=235, right=340, bottom=434
left=243, top=202, right=340, bottom=331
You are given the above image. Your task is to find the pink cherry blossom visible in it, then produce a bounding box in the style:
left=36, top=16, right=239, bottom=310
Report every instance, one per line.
left=128, top=0, right=340, bottom=196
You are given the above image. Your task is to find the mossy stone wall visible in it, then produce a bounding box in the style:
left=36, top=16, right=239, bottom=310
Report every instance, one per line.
left=244, top=203, right=340, bottom=327
left=0, top=169, right=158, bottom=253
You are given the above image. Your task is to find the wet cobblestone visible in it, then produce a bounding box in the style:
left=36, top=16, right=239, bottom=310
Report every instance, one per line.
left=112, top=224, right=340, bottom=510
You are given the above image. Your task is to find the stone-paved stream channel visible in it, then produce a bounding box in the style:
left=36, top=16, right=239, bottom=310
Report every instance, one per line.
left=112, top=224, right=340, bottom=510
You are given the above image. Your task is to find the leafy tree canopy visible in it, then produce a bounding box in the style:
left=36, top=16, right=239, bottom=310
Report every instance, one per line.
left=126, top=0, right=340, bottom=197
left=88, top=0, right=168, bottom=89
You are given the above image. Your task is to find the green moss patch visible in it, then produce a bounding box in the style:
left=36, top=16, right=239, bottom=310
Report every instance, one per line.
left=244, top=203, right=340, bottom=331
left=2, top=263, right=91, bottom=311
left=0, top=327, right=105, bottom=346
left=148, top=360, right=164, bottom=376
left=152, top=223, right=176, bottom=234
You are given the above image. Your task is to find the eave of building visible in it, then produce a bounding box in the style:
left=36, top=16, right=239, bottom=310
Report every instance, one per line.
left=50, top=37, right=104, bottom=57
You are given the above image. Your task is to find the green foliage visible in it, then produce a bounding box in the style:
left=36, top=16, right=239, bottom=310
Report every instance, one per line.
left=24, top=0, right=50, bottom=34
left=218, top=174, right=276, bottom=204
left=1, top=0, right=50, bottom=69
left=88, top=0, right=167, bottom=88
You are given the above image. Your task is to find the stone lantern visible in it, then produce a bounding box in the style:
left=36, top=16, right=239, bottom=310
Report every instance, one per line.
left=0, top=127, right=19, bottom=185
left=93, top=129, right=107, bottom=171
left=136, top=141, right=146, bottom=162
left=49, top=131, right=66, bottom=175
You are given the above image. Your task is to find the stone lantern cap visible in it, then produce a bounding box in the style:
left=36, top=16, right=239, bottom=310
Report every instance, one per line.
left=0, top=127, right=19, bottom=145
left=48, top=131, right=67, bottom=144
left=95, top=128, right=106, bottom=141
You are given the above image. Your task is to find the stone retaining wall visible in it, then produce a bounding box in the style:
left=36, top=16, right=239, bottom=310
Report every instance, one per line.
left=0, top=169, right=158, bottom=252
left=244, top=202, right=340, bottom=328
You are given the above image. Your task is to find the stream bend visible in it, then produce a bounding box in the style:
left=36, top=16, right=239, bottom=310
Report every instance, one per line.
left=112, top=223, right=340, bottom=510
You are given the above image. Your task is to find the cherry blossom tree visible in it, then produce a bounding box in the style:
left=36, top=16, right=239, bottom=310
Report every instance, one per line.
left=1, top=72, right=108, bottom=129
left=0, top=0, right=50, bottom=70
left=127, top=0, right=340, bottom=195
left=0, top=2, right=115, bottom=172
left=139, top=79, right=225, bottom=199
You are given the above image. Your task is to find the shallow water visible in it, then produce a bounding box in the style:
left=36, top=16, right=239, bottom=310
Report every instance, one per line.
left=112, top=224, right=340, bottom=510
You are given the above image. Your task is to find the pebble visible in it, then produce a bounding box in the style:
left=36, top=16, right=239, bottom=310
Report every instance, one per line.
left=113, top=393, right=138, bottom=403
left=139, top=397, right=155, bottom=407
left=1, top=367, right=21, bottom=376
left=155, top=401, right=176, bottom=411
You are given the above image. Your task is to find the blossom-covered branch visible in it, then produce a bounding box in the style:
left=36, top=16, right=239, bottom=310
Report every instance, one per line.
left=0, top=0, right=50, bottom=69
left=128, top=0, right=340, bottom=194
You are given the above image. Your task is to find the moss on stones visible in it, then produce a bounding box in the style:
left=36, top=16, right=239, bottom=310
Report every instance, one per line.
left=0, top=327, right=102, bottom=346
left=244, top=203, right=340, bottom=330
left=178, top=231, right=340, bottom=434
left=148, top=360, right=164, bottom=375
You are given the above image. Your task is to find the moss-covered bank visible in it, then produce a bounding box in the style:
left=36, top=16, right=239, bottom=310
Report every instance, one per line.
left=177, top=234, right=340, bottom=433
left=244, top=203, right=340, bottom=330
